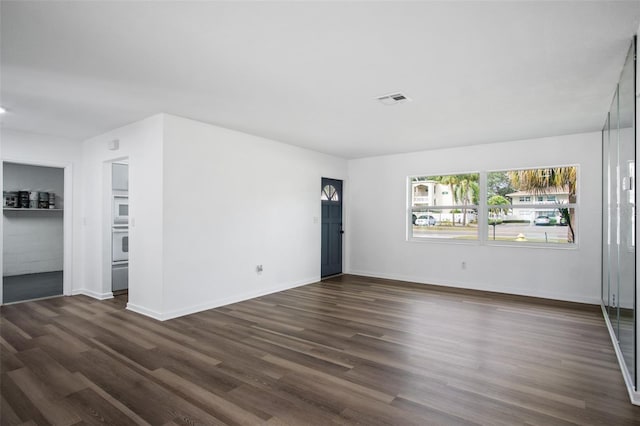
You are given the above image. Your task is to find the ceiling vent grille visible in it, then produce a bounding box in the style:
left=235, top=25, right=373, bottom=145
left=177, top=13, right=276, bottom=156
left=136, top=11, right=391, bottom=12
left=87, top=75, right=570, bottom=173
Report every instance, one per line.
left=376, top=92, right=411, bottom=106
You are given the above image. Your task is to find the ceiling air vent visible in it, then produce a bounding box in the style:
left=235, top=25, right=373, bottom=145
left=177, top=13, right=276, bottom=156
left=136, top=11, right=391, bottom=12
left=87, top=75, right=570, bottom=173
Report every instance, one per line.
left=376, top=92, right=411, bottom=106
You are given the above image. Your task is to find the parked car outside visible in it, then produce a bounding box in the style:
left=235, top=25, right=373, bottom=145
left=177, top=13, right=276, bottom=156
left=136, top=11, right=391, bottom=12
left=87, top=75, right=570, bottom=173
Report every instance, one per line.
left=534, top=216, right=551, bottom=226
left=415, top=215, right=436, bottom=226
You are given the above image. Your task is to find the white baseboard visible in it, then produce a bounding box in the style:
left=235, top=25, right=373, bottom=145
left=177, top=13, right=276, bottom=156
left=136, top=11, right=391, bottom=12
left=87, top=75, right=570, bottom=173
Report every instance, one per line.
left=347, top=270, right=601, bottom=305
left=126, top=303, right=165, bottom=321
left=71, top=288, right=114, bottom=300
left=154, top=276, right=320, bottom=321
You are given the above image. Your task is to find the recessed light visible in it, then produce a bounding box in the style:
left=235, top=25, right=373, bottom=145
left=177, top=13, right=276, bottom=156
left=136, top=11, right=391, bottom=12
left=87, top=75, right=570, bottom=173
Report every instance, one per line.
left=0, top=107, right=6, bottom=114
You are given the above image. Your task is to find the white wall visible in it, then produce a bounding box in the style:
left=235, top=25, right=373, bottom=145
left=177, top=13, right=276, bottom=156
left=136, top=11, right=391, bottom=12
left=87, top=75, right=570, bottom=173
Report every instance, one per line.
left=347, top=132, right=602, bottom=304
left=3, top=163, right=64, bottom=275
left=80, top=115, right=164, bottom=313
left=160, top=114, right=348, bottom=319
left=0, top=128, right=82, bottom=302
left=2, top=115, right=347, bottom=318
left=0, top=120, right=605, bottom=312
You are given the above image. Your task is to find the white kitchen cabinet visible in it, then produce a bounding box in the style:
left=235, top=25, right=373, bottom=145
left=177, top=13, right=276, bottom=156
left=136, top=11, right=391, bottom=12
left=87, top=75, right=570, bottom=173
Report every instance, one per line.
left=112, top=163, right=128, bottom=191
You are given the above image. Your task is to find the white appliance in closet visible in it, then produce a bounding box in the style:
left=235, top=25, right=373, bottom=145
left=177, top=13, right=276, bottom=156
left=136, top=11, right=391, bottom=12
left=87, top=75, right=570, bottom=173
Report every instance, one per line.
left=112, top=163, right=128, bottom=292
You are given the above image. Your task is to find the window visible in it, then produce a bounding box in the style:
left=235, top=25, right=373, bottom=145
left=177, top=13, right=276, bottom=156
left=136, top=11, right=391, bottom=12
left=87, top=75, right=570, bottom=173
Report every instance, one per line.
left=409, top=173, right=479, bottom=240
left=409, top=166, right=578, bottom=246
left=487, top=166, right=577, bottom=244
left=321, top=185, right=339, bottom=201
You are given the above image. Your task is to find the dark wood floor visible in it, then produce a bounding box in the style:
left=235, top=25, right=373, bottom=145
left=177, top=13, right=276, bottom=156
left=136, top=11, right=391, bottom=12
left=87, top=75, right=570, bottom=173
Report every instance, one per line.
left=1, top=275, right=639, bottom=425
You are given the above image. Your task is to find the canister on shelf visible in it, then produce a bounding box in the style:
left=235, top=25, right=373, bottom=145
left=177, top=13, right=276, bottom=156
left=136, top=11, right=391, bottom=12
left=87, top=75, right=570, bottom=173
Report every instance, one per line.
left=3, top=191, right=19, bottom=208
left=48, top=192, right=56, bottom=209
left=18, top=191, right=30, bottom=208
left=38, top=192, right=49, bottom=209
left=28, top=191, right=38, bottom=208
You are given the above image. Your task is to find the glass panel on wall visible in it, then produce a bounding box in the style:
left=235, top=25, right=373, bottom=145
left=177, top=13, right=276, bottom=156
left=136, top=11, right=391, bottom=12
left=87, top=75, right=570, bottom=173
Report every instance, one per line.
left=602, top=39, right=635, bottom=389
left=617, top=42, right=635, bottom=382
left=608, top=86, right=620, bottom=335
left=603, top=114, right=610, bottom=311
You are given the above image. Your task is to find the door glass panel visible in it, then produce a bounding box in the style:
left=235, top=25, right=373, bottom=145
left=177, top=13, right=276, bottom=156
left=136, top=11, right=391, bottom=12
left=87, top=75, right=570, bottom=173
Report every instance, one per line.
left=603, top=115, right=610, bottom=310
left=608, top=86, right=620, bottom=335
left=617, top=43, right=635, bottom=382
left=321, top=185, right=339, bottom=202
left=602, top=40, right=636, bottom=389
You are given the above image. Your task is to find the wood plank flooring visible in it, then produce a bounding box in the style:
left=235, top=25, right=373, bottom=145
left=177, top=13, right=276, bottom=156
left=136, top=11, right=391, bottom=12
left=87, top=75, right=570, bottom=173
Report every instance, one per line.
left=1, top=274, right=639, bottom=425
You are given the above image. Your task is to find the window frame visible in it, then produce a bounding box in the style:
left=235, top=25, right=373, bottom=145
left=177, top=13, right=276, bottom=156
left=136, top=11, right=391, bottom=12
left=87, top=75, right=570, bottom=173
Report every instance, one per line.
left=407, top=172, right=481, bottom=244
left=407, top=165, right=579, bottom=249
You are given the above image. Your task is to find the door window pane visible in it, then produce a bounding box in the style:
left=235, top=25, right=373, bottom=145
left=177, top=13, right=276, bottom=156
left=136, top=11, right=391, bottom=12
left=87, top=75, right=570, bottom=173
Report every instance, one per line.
left=321, top=185, right=339, bottom=202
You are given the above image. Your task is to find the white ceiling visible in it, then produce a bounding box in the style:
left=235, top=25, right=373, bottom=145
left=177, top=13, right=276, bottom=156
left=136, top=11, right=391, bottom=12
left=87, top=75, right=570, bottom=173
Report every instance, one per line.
left=1, top=1, right=639, bottom=159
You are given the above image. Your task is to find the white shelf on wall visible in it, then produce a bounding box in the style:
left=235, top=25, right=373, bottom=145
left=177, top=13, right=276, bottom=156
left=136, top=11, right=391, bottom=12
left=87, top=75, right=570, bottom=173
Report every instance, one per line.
left=3, top=208, right=63, bottom=212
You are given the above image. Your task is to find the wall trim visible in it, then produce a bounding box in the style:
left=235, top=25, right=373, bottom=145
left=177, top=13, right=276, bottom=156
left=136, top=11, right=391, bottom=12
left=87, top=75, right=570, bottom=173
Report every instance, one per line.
left=152, top=276, right=320, bottom=321
left=71, top=288, right=114, bottom=300
left=348, top=269, right=601, bottom=305
left=126, top=303, right=165, bottom=321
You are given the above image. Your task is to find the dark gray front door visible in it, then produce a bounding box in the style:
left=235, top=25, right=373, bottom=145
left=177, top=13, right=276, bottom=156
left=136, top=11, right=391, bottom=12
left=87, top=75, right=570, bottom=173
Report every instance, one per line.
left=321, top=178, right=343, bottom=277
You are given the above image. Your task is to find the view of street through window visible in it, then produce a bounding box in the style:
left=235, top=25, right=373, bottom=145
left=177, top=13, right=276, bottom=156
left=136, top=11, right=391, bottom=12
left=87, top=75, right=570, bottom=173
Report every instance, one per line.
left=411, top=167, right=577, bottom=244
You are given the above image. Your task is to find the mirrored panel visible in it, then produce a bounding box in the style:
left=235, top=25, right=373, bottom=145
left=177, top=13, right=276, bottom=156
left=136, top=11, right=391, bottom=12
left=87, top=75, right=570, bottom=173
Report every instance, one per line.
left=602, top=39, right=636, bottom=388
left=617, top=43, right=636, bottom=381
left=603, top=114, right=611, bottom=310
left=608, top=86, right=620, bottom=334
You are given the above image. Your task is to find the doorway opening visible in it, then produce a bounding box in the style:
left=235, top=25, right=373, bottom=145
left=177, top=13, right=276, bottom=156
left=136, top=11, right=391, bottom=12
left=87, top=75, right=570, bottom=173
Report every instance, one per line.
left=109, top=161, right=129, bottom=298
left=2, top=162, right=65, bottom=303
left=321, top=177, right=343, bottom=278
